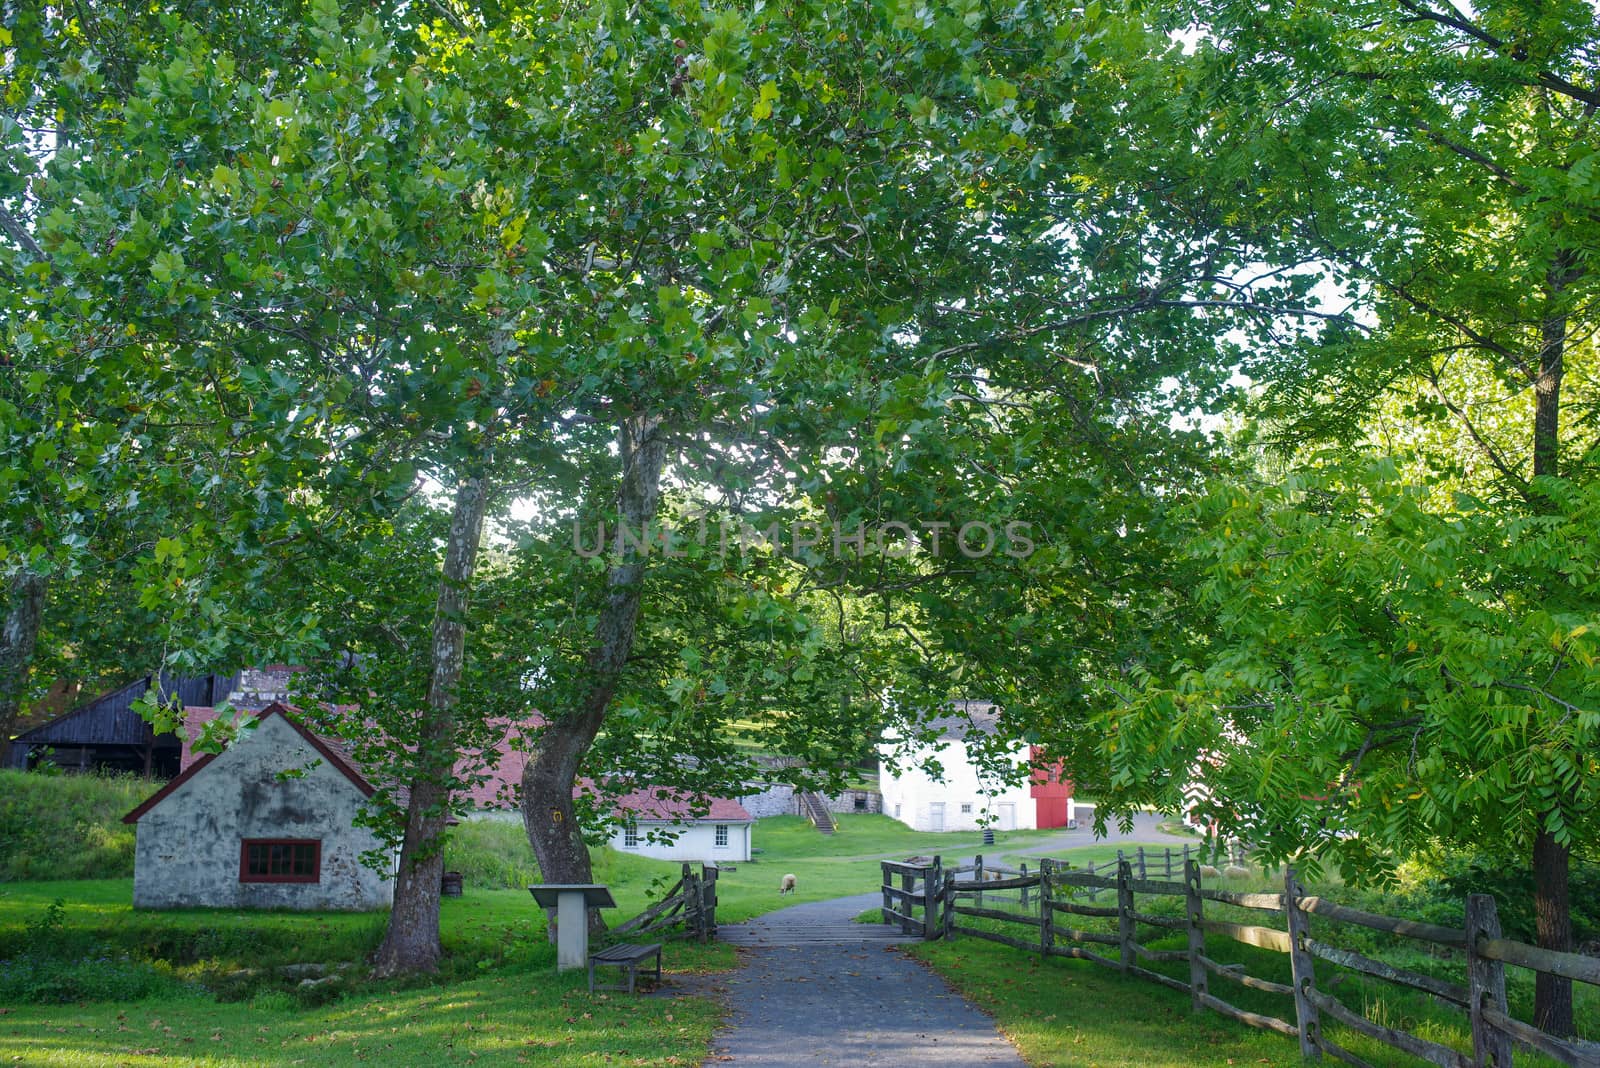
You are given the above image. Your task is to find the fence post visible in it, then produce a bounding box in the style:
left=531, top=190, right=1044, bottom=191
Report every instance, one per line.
left=901, top=867, right=915, bottom=936
left=1040, top=858, right=1054, bottom=955
left=683, top=867, right=702, bottom=940
left=944, top=868, right=956, bottom=939
left=1182, top=844, right=1191, bottom=881
left=1467, top=894, right=1511, bottom=1068
left=924, top=856, right=941, bottom=940
left=881, top=860, right=893, bottom=927
left=1185, top=859, right=1206, bottom=1013
left=1020, top=862, right=1030, bottom=909
left=975, top=853, right=984, bottom=908
left=1117, top=857, right=1136, bottom=974
left=1137, top=846, right=1147, bottom=880
left=1284, top=867, right=1320, bottom=1060
left=701, top=863, right=718, bottom=942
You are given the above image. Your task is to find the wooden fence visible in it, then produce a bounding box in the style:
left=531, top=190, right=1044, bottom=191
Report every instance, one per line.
left=607, top=862, right=719, bottom=943
left=889, top=854, right=1599, bottom=1067
left=882, top=855, right=944, bottom=938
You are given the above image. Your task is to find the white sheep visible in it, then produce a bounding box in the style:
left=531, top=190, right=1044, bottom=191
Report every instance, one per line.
left=1223, top=863, right=1251, bottom=879
left=1198, top=864, right=1222, bottom=879
left=779, top=873, right=797, bottom=895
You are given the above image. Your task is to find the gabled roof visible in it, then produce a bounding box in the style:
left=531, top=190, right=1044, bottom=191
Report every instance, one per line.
left=13, top=672, right=236, bottom=748
left=177, top=707, right=527, bottom=810
left=606, top=785, right=752, bottom=823
left=122, top=703, right=375, bottom=824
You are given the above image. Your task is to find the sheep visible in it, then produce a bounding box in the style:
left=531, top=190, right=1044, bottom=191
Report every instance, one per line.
left=1223, top=864, right=1251, bottom=880
left=1198, top=864, right=1222, bottom=879
left=779, top=873, right=797, bottom=895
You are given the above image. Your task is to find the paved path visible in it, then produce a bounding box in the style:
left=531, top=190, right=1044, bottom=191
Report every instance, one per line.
left=1005, top=808, right=1196, bottom=858
left=706, top=893, right=1025, bottom=1067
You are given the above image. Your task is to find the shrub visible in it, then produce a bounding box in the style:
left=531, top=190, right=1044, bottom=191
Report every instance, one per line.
left=1395, top=846, right=1600, bottom=946
left=0, top=769, right=158, bottom=880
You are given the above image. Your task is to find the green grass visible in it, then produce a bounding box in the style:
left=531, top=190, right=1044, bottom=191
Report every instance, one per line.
left=0, top=969, right=719, bottom=1067
left=710, top=813, right=1077, bottom=922
left=915, top=863, right=1598, bottom=1068
left=0, top=876, right=733, bottom=1067
left=908, top=937, right=1303, bottom=1067
left=0, top=769, right=158, bottom=880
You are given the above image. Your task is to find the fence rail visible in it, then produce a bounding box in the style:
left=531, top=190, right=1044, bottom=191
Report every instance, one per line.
left=882, top=851, right=1599, bottom=1068
left=607, top=862, right=718, bottom=943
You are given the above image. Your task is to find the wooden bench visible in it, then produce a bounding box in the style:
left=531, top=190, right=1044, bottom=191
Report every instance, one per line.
left=588, top=942, right=663, bottom=994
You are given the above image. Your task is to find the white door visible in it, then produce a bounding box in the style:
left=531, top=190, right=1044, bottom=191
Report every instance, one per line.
left=998, top=802, right=1017, bottom=830
left=928, top=802, right=945, bottom=832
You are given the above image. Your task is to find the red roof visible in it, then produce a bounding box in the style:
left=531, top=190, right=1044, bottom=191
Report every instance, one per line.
left=164, top=709, right=747, bottom=821
left=176, top=707, right=531, bottom=810
left=605, top=785, right=752, bottom=823
left=123, top=703, right=376, bottom=824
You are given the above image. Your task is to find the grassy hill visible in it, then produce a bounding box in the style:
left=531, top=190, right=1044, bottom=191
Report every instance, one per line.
left=0, top=769, right=157, bottom=881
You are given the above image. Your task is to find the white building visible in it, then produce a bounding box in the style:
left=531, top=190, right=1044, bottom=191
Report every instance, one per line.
left=605, top=787, right=754, bottom=862
left=879, top=701, right=1074, bottom=833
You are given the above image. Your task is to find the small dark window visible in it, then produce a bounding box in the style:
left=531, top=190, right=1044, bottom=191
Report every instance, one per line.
left=853, top=797, right=867, bottom=811
left=240, top=839, right=321, bottom=883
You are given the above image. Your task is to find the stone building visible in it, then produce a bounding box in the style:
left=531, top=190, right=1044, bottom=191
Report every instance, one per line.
left=123, top=704, right=395, bottom=910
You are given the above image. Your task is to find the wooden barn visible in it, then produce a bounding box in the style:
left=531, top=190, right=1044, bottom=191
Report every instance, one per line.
left=5, top=667, right=297, bottom=776
left=5, top=673, right=236, bottom=776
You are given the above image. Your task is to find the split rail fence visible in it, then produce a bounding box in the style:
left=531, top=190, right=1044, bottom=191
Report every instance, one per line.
left=607, top=861, right=719, bottom=943
left=880, top=855, right=1600, bottom=1068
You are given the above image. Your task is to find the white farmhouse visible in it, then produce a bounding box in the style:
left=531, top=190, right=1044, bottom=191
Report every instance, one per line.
left=605, top=786, right=754, bottom=862
left=123, top=704, right=396, bottom=910
left=879, top=701, right=1075, bottom=833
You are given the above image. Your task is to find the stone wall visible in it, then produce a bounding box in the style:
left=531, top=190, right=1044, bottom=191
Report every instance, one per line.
left=737, top=781, right=795, bottom=819
left=810, top=788, right=882, bottom=815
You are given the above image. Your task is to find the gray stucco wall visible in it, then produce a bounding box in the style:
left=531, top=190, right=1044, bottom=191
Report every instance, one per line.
left=132, top=714, right=394, bottom=910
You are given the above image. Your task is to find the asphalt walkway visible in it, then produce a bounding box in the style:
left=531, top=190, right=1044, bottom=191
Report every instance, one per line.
left=706, top=893, right=1026, bottom=1067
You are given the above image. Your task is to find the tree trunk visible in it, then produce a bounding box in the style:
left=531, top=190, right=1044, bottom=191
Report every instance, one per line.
left=0, top=570, right=48, bottom=769
left=521, top=414, right=667, bottom=926
left=1528, top=254, right=1575, bottom=1034
left=1532, top=829, right=1574, bottom=1036
left=371, top=473, right=489, bottom=978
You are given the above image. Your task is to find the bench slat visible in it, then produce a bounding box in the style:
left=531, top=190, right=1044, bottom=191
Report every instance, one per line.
left=592, top=943, right=662, bottom=963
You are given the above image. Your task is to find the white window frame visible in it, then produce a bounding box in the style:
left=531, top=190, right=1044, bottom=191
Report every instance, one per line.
left=714, top=824, right=729, bottom=848
left=622, top=824, right=639, bottom=849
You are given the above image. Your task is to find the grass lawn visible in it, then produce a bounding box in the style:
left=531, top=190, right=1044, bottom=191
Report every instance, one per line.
left=0, top=969, right=719, bottom=1067
left=912, top=864, right=1597, bottom=1068
left=711, top=813, right=1075, bottom=922
left=907, top=937, right=1302, bottom=1067
left=0, top=877, right=734, bottom=1067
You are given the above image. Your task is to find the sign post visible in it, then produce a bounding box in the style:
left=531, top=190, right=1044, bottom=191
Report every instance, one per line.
left=529, top=884, right=618, bottom=971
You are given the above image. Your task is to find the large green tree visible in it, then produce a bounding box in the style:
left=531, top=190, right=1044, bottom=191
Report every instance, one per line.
left=1096, top=0, right=1600, bottom=1033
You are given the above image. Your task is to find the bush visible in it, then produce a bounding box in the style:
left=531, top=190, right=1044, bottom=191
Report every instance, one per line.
left=0, top=769, right=158, bottom=880
left=1395, top=846, right=1600, bottom=946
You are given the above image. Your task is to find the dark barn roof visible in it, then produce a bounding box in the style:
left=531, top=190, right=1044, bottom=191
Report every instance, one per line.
left=9, top=672, right=237, bottom=751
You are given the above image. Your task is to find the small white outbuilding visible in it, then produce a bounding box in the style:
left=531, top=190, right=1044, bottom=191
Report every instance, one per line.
left=604, top=786, right=755, bottom=863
